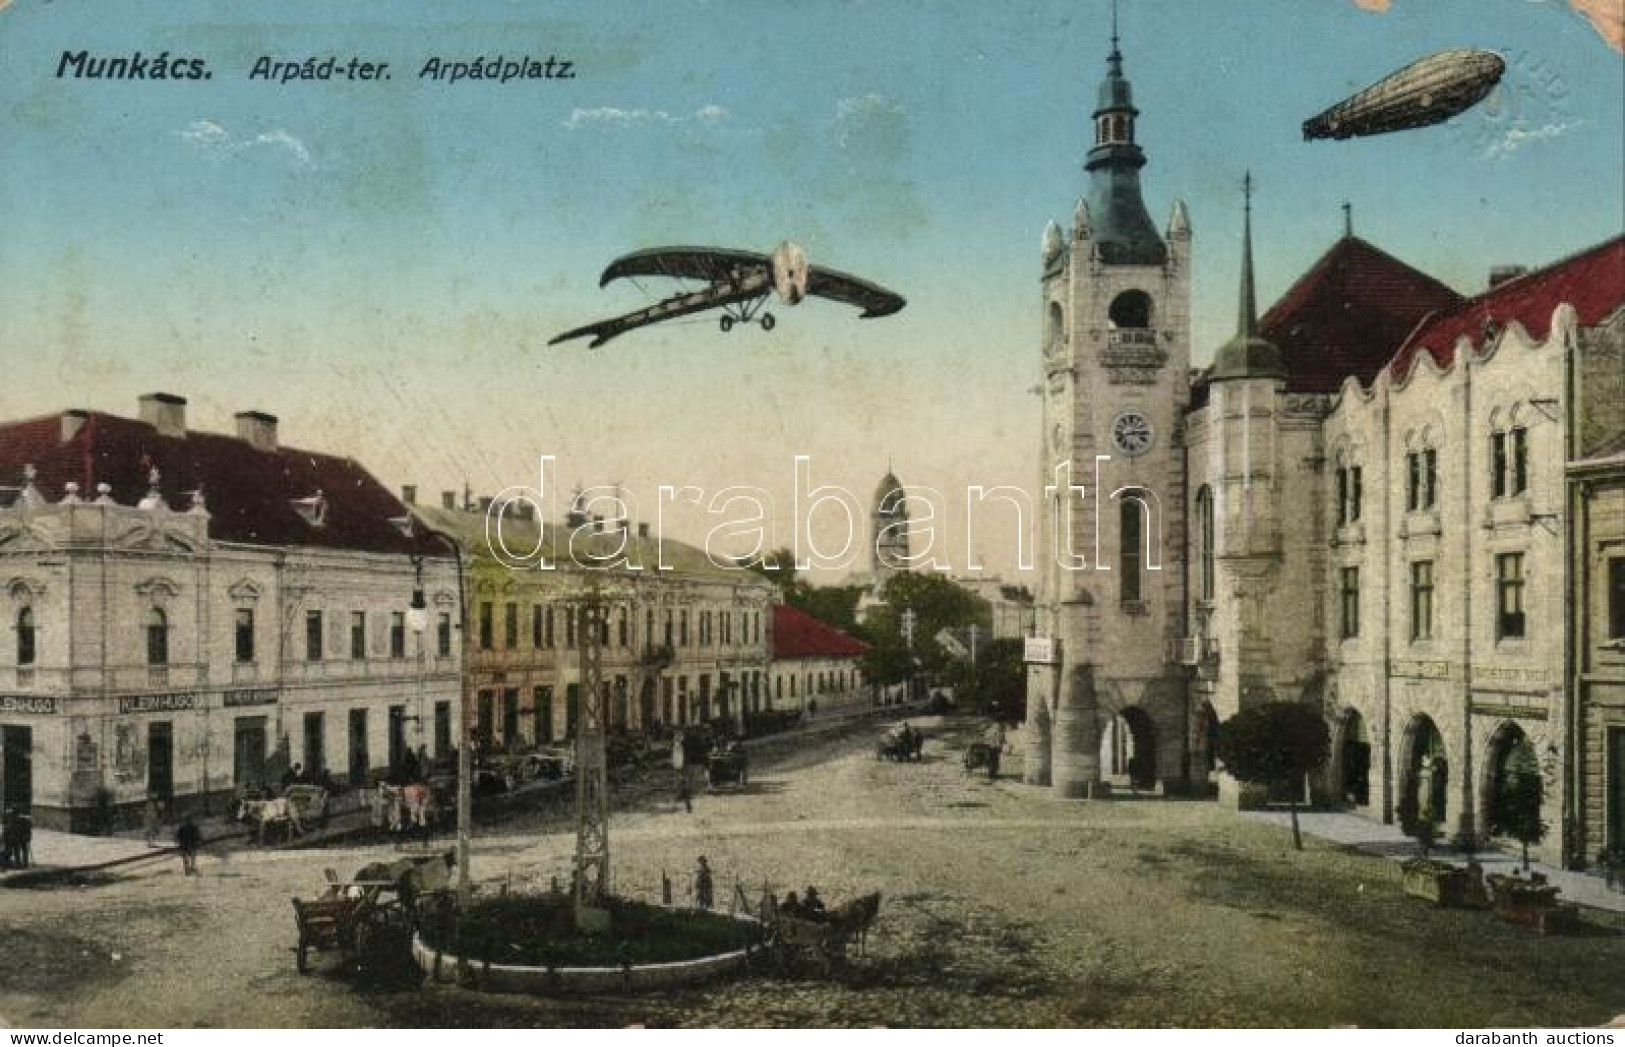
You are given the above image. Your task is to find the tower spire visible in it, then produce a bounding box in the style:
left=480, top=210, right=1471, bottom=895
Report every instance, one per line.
left=1084, top=0, right=1166, bottom=266
left=1238, top=170, right=1257, bottom=338
left=1211, top=170, right=1284, bottom=382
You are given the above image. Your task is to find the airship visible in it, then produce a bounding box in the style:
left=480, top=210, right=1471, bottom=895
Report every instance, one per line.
left=1303, top=48, right=1506, bottom=141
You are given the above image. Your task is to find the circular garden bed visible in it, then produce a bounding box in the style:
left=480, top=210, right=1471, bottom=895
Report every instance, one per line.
left=414, top=894, right=764, bottom=994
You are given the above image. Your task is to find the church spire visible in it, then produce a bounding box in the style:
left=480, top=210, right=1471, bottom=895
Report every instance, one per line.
left=1236, top=171, right=1258, bottom=339
left=1211, top=171, right=1284, bottom=382
left=1084, top=2, right=1167, bottom=266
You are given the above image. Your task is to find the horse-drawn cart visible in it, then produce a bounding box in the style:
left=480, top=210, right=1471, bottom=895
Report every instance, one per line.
left=291, top=851, right=456, bottom=974
left=762, top=892, right=882, bottom=975
left=707, top=743, right=749, bottom=789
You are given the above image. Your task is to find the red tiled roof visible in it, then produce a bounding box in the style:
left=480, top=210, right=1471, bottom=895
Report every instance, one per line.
left=1258, top=236, right=1464, bottom=393
left=0, top=410, right=429, bottom=556
left=1388, top=235, right=1625, bottom=381
left=772, top=604, right=868, bottom=660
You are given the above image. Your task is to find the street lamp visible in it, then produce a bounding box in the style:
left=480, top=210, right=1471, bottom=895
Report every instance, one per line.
left=407, top=561, right=430, bottom=755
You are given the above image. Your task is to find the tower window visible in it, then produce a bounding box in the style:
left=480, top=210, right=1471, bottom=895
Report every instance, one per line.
left=1119, top=498, right=1143, bottom=605
left=1108, top=290, right=1152, bottom=329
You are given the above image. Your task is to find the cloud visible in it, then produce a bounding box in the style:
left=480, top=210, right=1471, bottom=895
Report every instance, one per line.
left=831, top=94, right=907, bottom=151
left=175, top=119, right=313, bottom=167
left=1569, top=0, right=1624, bottom=52
left=1351, top=0, right=1392, bottom=11
left=562, top=105, right=730, bottom=130
left=1480, top=119, right=1582, bottom=158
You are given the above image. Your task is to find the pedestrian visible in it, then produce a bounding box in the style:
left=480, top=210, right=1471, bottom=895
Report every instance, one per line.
left=694, top=855, right=714, bottom=910
left=176, top=815, right=202, bottom=876
left=986, top=744, right=1002, bottom=781
left=143, top=794, right=164, bottom=847
left=677, top=776, right=692, bottom=814
left=1, top=807, right=17, bottom=869
left=14, top=811, right=30, bottom=869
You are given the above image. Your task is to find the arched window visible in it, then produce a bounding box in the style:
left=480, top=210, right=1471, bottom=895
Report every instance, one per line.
left=1120, top=498, right=1144, bottom=605
left=16, top=607, right=36, bottom=666
left=1195, top=486, right=1215, bottom=602
left=146, top=608, right=169, bottom=666
left=1108, top=289, right=1152, bottom=329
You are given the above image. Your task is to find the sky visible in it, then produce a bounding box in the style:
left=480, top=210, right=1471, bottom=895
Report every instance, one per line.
left=1, top=0, right=1620, bottom=582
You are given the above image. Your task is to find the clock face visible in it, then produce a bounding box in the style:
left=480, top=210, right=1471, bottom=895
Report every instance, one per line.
left=1111, top=410, right=1155, bottom=457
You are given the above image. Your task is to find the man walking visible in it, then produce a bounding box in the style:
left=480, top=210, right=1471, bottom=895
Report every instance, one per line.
left=693, top=855, right=714, bottom=910
left=176, top=815, right=202, bottom=876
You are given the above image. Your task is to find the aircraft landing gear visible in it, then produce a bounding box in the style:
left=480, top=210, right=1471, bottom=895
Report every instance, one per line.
left=760, top=313, right=776, bottom=331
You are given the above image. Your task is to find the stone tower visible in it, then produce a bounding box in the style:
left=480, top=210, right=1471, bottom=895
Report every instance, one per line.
left=1202, top=175, right=1289, bottom=803
left=871, top=465, right=910, bottom=590
left=1026, top=12, right=1193, bottom=798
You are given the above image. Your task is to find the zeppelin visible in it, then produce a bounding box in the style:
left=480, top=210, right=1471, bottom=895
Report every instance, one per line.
left=1303, top=48, right=1506, bottom=141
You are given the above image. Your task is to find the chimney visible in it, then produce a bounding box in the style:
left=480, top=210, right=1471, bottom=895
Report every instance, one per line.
left=139, top=393, right=187, bottom=438
left=441, top=491, right=456, bottom=510
left=61, top=409, right=89, bottom=443
left=1489, top=265, right=1528, bottom=289
left=234, top=410, right=279, bottom=453
left=401, top=485, right=417, bottom=506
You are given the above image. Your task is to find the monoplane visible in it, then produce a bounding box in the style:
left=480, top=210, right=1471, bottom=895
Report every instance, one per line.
left=548, top=241, right=905, bottom=348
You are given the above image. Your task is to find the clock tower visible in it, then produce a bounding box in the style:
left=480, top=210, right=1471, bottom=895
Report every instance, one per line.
left=1026, top=10, right=1193, bottom=798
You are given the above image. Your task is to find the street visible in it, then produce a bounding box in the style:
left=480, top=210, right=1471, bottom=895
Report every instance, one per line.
left=3, top=716, right=1623, bottom=1029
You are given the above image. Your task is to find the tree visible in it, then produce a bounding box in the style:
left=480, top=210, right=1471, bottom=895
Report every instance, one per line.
left=859, top=573, right=989, bottom=686
left=1489, top=740, right=1547, bottom=872
left=736, top=547, right=865, bottom=632
left=1216, top=702, right=1331, bottom=851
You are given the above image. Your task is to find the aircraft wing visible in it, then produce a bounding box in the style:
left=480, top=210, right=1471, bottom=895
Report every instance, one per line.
left=599, top=247, right=769, bottom=287
left=806, top=266, right=907, bottom=318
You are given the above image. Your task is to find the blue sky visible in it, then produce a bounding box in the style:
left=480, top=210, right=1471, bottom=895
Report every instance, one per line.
left=1, top=0, right=1620, bottom=577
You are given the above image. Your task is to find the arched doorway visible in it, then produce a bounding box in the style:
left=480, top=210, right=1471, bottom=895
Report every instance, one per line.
left=1192, top=701, right=1220, bottom=787
left=1482, top=722, right=1536, bottom=843
left=639, top=678, right=657, bottom=734
left=1334, top=708, right=1371, bottom=808
left=1399, top=714, right=1448, bottom=829
left=1100, top=706, right=1158, bottom=791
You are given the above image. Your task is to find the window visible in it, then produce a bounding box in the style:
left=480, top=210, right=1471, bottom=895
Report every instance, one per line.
left=544, top=607, right=555, bottom=649
left=305, top=610, right=323, bottom=661
left=618, top=607, right=629, bottom=648
left=1410, top=561, right=1434, bottom=642
left=1337, top=466, right=1363, bottom=524
left=1608, top=557, right=1625, bottom=640
left=664, top=609, right=674, bottom=647
left=17, top=607, right=36, bottom=666
left=1497, top=552, right=1526, bottom=639
left=680, top=609, right=690, bottom=647
left=478, top=601, right=493, bottom=651
left=146, top=607, right=169, bottom=666
left=1196, top=487, right=1214, bottom=601
left=1511, top=427, right=1529, bottom=495
left=645, top=608, right=654, bottom=650
left=722, top=611, right=732, bottom=646
left=1119, top=498, right=1143, bottom=605
left=389, top=612, right=406, bottom=659
left=350, top=611, right=366, bottom=660
left=1492, top=432, right=1508, bottom=498
left=235, top=608, right=255, bottom=664
left=504, top=602, right=518, bottom=649
left=1340, top=567, right=1360, bottom=640
left=532, top=605, right=543, bottom=648
left=565, top=607, right=576, bottom=649
left=437, top=612, right=452, bottom=658
left=1424, top=448, right=1438, bottom=508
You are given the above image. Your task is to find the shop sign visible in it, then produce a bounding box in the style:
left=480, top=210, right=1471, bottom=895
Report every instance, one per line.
left=0, top=694, right=58, bottom=714
left=117, top=692, right=198, bottom=715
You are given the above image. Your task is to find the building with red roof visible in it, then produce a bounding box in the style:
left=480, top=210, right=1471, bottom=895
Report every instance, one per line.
left=1166, top=219, right=1625, bottom=869
left=0, top=394, right=461, bottom=830
left=770, top=604, right=869, bottom=717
